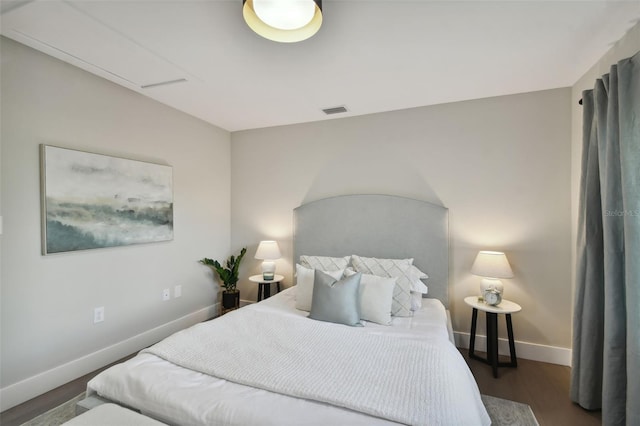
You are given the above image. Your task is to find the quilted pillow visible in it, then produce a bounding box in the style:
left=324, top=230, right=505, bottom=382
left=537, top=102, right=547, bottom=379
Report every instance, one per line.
left=351, top=255, right=419, bottom=317
left=412, top=276, right=429, bottom=294
left=295, top=264, right=345, bottom=312
left=309, top=270, right=362, bottom=327
left=299, top=255, right=350, bottom=271
left=408, top=267, right=429, bottom=310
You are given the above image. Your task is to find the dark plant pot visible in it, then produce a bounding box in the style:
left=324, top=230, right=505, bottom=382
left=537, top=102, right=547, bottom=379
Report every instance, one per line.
left=222, top=290, right=240, bottom=310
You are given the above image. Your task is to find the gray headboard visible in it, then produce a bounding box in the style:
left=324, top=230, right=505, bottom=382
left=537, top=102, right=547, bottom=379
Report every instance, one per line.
left=293, top=194, right=450, bottom=307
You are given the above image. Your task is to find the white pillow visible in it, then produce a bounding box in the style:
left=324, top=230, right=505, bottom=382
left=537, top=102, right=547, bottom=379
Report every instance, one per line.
left=350, top=255, right=414, bottom=317
left=408, top=266, right=428, bottom=311
left=300, top=255, right=351, bottom=271
left=411, top=277, right=429, bottom=294
left=345, top=269, right=396, bottom=325
left=410, top=291, right=423, bottom=311
left=295, top=264, right=345, bottom=311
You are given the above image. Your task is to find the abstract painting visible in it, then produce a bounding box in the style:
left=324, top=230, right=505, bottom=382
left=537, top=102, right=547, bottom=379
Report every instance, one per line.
left=40, top=145, right=173, bottom=254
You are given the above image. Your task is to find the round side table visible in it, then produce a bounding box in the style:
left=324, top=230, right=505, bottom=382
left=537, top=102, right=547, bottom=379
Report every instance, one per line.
left=464, top=296, right=522, bottom=378
left=249, top=274, right=284, bottom=302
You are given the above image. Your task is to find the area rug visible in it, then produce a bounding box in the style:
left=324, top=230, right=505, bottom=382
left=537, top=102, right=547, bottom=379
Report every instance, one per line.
left=19, top=393, right=85, bottom=426
left=482, top=394, right=539, bottom=426
left=22, top=393, right=539, bottom=425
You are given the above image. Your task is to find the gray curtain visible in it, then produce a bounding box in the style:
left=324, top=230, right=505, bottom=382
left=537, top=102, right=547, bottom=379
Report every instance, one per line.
left=571, top=51, right=639, bottom=425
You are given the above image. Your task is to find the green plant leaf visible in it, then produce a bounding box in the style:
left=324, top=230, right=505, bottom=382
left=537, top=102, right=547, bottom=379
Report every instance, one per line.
left=198, top=247, right=247, bottom=292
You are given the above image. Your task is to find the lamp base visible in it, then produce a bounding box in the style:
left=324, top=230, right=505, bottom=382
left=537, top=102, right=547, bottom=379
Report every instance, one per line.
left=261, top=260, right=276, bottom=281
left=480, top=278, right=504, bottom=295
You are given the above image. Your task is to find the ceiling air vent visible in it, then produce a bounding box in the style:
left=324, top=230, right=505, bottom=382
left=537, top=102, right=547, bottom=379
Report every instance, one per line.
left=141, top=78, right=187, bottom=89
left=322, top=106, right=348, bottom=115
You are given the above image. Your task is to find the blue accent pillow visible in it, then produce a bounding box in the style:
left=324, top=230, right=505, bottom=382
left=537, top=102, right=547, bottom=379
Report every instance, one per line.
left=309, top=270, right=362, bottom=326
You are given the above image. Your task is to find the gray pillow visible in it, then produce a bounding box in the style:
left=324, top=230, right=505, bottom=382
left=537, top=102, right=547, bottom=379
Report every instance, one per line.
left=309, top=270, right=362, bottom=326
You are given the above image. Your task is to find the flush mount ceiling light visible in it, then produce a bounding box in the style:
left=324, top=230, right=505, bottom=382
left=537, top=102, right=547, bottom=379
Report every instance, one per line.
left=243, top=0, right=322, bottom=43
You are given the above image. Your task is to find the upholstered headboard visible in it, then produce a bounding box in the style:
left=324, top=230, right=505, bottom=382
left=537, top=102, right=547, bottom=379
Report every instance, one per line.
left=293, top=194, right=450, bottom=307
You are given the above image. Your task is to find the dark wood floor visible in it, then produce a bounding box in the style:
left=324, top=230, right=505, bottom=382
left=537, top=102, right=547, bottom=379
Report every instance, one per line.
left=0, top=354, right=135, bottom=426
left=461, top=349, right=602, bottom=426
left=1, top=350, right=601, bottom=426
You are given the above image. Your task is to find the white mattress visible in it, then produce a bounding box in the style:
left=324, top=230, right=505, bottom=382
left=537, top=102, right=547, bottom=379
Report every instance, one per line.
left=88, top=288, right=487, bottom=426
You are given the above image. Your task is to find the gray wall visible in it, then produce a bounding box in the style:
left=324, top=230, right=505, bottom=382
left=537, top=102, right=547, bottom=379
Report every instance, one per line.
left=231, top=89, right=573, bottom=357
left=0, top=37, right=231, bottom=409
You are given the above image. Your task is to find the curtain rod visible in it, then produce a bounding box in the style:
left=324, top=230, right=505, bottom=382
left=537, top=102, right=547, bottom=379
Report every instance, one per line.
left=577, top=49, right=639, bottom=107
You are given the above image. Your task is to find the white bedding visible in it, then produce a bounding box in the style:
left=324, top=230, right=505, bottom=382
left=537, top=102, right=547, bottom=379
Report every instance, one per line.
left=88, top=288, right=489, bottom=426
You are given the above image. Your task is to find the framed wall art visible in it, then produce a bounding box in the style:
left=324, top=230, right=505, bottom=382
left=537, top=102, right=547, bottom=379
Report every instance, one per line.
left=40, top=145, right=173, bottom=254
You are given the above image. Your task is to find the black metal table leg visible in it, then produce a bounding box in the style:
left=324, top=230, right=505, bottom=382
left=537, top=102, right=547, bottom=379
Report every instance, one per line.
left=257, top=283, right=264, bottom=302
left=506, top=314, right=517, bottom=367
left=486, top=312, right=499, bottom=378
left=263, top=282, right=271, bottom=300
left=469, top=308, right=478, bottom=358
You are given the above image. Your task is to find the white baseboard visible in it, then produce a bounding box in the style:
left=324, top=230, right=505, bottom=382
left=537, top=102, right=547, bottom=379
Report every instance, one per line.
left=454, top=331, right=572, bottom=367
left=0, top=304, right=217, bottom=412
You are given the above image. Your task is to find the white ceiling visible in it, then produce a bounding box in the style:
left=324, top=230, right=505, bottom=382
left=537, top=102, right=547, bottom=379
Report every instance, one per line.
left=2, top=0, right=639, bottom=131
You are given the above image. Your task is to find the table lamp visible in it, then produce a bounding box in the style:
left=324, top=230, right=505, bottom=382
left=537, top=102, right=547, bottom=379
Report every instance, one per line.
left=471, top=251, right=513, bottom=296
left=255, top=240, right=281, bottom=280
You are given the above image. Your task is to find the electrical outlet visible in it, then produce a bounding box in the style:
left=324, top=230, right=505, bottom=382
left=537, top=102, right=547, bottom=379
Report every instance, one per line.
left=94, top=307, right=104, bottom=323
left=162, top=288, right=171, bottom=301
left=174, top=285, right=182, bottom=298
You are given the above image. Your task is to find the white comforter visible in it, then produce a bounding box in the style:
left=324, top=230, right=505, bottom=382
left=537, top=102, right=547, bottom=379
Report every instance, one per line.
left=88, top=288, right=490, bottom=426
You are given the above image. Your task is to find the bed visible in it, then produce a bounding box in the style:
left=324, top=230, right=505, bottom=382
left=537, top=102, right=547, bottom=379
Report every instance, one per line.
left=85, top=195, right=490, bottom=425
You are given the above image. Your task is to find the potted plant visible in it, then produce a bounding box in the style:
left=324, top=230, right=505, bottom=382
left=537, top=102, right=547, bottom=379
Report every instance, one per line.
left=199, top=247, right=247, bottom=310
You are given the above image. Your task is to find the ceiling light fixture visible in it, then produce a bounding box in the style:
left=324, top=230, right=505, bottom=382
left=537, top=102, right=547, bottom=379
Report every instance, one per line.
left=243, top=0, right=322, bottom=43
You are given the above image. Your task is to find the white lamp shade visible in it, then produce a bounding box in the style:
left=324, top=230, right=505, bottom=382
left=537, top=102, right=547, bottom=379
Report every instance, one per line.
left=472, top=251, right=513, bottom=298
left=471, top=251, right=514, bottom=279
left=255, top=241, right=281, bottom=260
